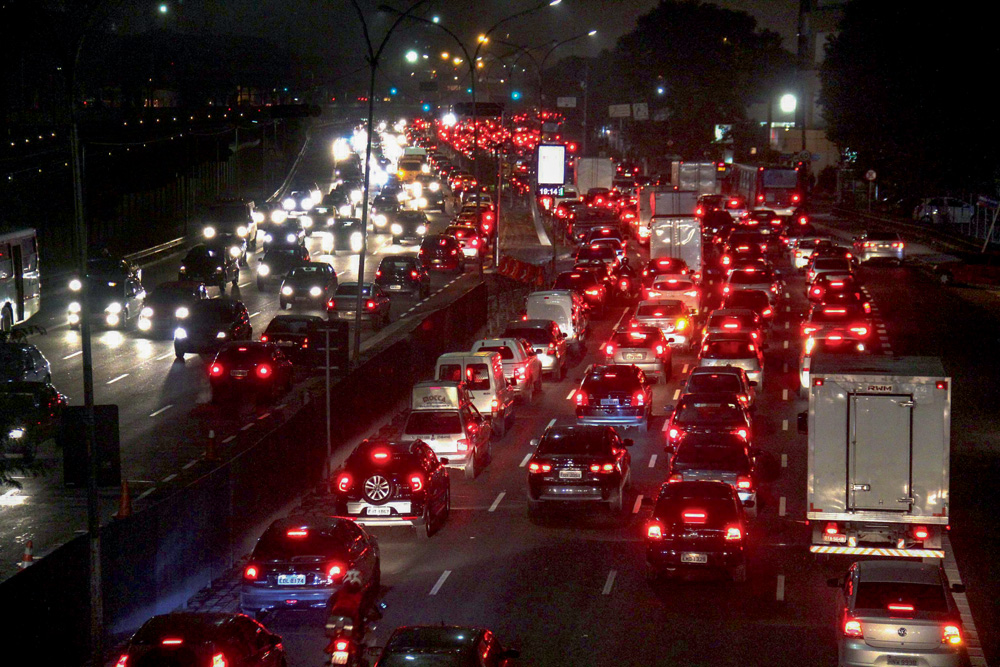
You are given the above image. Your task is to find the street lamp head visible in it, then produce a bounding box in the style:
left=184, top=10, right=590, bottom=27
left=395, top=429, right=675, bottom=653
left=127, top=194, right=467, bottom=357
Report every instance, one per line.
left=405, top=50, right=419, bottom=63
left=453, top=57, right=463, bottom=65
left=549, top=0, right=562, bottom=5
left=779, top=93, right=797, bottom=114
left=588, top=30, right=597, bottom=36
left=432, top=15, right=440, bottom=23
left=158, top=3, right=168, bottom=13
left=441, top=52, right=449, bottom=59
left=478, top=34, right=489, bottom=44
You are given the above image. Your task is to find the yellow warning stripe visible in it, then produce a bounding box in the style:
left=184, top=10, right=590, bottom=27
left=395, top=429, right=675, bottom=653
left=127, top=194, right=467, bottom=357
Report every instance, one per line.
left=811, top=546, right=944, bottom=558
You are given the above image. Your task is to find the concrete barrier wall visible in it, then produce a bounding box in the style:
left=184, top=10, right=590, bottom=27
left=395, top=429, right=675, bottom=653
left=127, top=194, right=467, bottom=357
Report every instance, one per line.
left=1, top=281, right=487, bottom=666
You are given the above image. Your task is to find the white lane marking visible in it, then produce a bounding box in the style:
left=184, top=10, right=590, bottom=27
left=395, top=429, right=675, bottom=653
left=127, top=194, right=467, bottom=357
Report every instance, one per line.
left=782, top=389, right=788, bottom=401
left=781, top=453, right=788, bottom=468
left=782, top=419, right=788, bottom=431
left=223, top=435, right=237, bottom=443
left=785, top=321, right=790, bottom=330
left=632, top=495, right=643, bottom=514
left=488, top=491, right=506, bottom=512
left=276, top=404, right=287, bottom=410
left=429, top=570, right=451, bottom=596
left=183, top=460, right=198, bottom=470
left=161, top=473, right=177, bottom=483
left=107, top=373, right=129, bottom=385
left=779, top=496, right=786, bottom=517
left=783, top=340, right=789, bottom=349
left=783, top=362, right=789, bottom=373
left=785, top=305, right=790, bottom=312
left=156, top=351, right=176, bottom=361
left=648, top=454, right=657, bottom=468
left=137, top=487, right=156, bottom=500
left=602, top=570, right=617, bottom=595
left=63, top=351, right=83, bottom=360
left=149, top=404, right=173, bottom=417
left=519, top=453, right=532, bottom=468
left=776, top=574, right=786, bottom=601
left=546, top=418, right=557, bottom=431
left=681, top=364, right=689, bottom=374
left=672, top=389, right=680, bottom=400
left=239, top=282, right=250, bottom=288
left=240, top=423, right=254, bottom=432
left=433, top=288, right=444, bottom=296
left=565, top=389, right=576, bottom=400
left=250, top=311, right=261, bottom=318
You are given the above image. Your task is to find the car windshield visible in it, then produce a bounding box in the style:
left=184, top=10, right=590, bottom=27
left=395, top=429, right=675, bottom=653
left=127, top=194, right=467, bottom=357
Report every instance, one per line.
left=761, top=169, right=798, bottom=188
left=675, top=400, right=742, bottom=423
left=0, top=392, right=40, bottom=413
left=404, top=411, right=463, bottom=436
left=855, top=582, right=948, bottom=613
left=503, top=328, right=551, bottom=345
left=673, top=444, right=749, bottom=472
left=703, top=340, right=755, bottom=359
left=437, top=363, right=490, bottom=391
left=637, top=303, right=685, bottom=318
left=187, top=247, right=219, bottom=261
left=254, top=523, right=349, bottom=560
left=687, top=373, right=742, bottom=393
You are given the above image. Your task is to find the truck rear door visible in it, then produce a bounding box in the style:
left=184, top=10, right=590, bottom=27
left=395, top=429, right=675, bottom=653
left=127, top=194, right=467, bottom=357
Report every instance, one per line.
left=848, top=395, right=912, bottom=511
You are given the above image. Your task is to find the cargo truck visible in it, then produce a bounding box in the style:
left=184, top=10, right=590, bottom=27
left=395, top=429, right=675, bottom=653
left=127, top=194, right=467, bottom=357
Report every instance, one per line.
left=670, top=161, right=719, bottom=195
left=574, top=157, right=616, bottom=195
left=649, top=216, right=702, bottom=274
left=798, top=355, right=950, bottom=558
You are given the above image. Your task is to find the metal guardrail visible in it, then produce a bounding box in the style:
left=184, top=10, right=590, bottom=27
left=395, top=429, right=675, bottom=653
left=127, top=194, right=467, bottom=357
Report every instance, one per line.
left=833, top=206, right=984, bottom=255
left=123, top=236, right=188, bottom=264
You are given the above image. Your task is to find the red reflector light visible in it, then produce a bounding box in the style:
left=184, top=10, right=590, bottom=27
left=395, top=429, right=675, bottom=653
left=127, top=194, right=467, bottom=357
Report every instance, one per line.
left=943, top=625, right=962, bottom=645
left=260, top=334, right=268, bottom=342
left=824, top=522, right=839, bottom=536
left=161, top=638, right=184, bottom=646
left=327, top=563, right=343, bottom=579
left=913, top=526, right=929, bottom=540
left=888, top=603, right=914, bottom=613
left=334, top=639, right=350, bottom=651
left=736, top=475, right=752, bottom=490
left=936, top=380, right=948, bottom=390
left=647, top=522, right=663, bottom=539
left=286, top=529, right=308, bottom=537
left=814, top=378, right=824, bottom=386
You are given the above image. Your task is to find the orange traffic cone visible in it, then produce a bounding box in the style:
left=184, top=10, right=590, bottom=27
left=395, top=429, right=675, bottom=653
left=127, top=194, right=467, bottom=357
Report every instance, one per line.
left=18, top=540, right=33, bottom=569
left=115, top=480, right=132, bottom=519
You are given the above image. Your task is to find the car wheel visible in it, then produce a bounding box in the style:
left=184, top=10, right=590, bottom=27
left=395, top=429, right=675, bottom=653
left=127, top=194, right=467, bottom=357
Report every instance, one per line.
left=608, top=489, right=624, bottom=514
left=232, top=270, right=240, bottom=286
left=417, top=504, right=434, bottom=540
left=464, top=452, right=478, bottom=479
left=731, top=562, right=748, bottom=583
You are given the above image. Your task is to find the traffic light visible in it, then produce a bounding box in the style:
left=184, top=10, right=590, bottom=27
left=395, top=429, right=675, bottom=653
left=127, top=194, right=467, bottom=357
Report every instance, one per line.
left=421, top=103, right=431, bottom=112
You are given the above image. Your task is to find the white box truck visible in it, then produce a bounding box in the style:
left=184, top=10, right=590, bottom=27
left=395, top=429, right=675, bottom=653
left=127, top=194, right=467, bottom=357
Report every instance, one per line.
left=574, top=157, right=616, bottom=195
left=638, top=188, right=699, bottom=227
left=800, top=355, right=950, bottom=558
left=670, top=161, right=719, bottom=195
left=649, top=216, right=702, bottom=273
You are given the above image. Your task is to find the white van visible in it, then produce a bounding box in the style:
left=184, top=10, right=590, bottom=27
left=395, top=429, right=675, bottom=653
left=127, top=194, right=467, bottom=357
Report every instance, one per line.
left=435, top=351, right=515, bottom=437
left=525, top=290, right=587, bottom=346
left=401, top=381, right=492, bottom=479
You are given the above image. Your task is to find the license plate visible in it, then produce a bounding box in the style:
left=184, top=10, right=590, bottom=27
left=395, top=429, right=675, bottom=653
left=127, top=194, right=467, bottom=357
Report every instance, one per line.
left=388, top=285, right=403, bottom=290
left=230, top=370, right=248, bottom=378
left=559, top=469, right=582, bottom=479
left=277, top=574, right=306, bottom=585
left=887, top=658, right=918, bottom=667
left=601, top=399, right=619, bottom=406
left=276, top=341, right=294, bottom=347
left=624, top=353, right=644, bottom=361
left=822, top=534, right=847, bottom=543
left=366, top=506, right=391, bottom=516
left=681, top=553, right=708, bottom=564
left=337, top=311, right=354, bottom=319
left=432, top=259, right=442, bottom=264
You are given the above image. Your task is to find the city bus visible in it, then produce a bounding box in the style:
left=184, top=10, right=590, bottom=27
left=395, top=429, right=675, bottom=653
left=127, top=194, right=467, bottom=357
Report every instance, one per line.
left=0, top=228, right=41, bottom=331
left=727, top=164, right=804, bottom=216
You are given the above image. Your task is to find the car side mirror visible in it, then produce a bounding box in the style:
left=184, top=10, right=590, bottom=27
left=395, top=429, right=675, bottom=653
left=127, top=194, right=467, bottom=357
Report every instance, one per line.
left=827, top=577, right=842, bottom=588
left=623, top=438, right=634, bottom=447
left=529, top=438, right=539, bottom=447
left=797, top=411, right=808, bottom=434
left=439, top=457, right=449, bottom=465
left=748, top=380, right=758, bottom=387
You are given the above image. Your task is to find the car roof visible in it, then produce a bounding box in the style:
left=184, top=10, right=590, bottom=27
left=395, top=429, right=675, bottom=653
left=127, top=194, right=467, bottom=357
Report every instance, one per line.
left=855, top=560, right=942, bottom=585
left=386, top=626, right=482, bottom=652
left=677, top=391, right=743, bottom=403
left=506, top=319, right=556, bottom=330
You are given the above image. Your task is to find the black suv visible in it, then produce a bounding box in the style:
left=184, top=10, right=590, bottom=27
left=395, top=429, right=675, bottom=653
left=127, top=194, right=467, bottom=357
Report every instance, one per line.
left=526, top=423, right=632, bottom=515
left=391, top=210, right=430, bottom=246
left=332, top=439, right=451, bottom=538
left=375, top=255, right=430, bottom=298
left=173, top=298, right=252, bottom=360
left=645, top=480, right=749, bottom=582
left=419, top=234, right=464, bottom=273
left=115, top=613, right=284, bottom=667
left=574, top=364, right=653, bottom=432
left=179, top=243, right=240, bottom=292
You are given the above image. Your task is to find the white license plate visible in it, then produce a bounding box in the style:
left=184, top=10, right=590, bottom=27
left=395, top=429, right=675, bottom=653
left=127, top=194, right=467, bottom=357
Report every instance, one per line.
left=337, top=311, right=354, bottom=319
left=277, top=574, right=306, bottom=585
left=601, top=399, right=619, bottom=406
left=624, top=353, right=644, bottom=361
left=559, top=469, right=582, bottom=479
left=276, top=341, right=295, bottom=347
left=681, top=553, right=708, bottom=564
left=388, top=285, right=403, bottom=290
left=230, top=370, right=248, bottom=378
left=822, top=534, right=847, bottom=543
left=366, top=506, right=391, bottom=516
left=887, top=658, right=917, bottom=667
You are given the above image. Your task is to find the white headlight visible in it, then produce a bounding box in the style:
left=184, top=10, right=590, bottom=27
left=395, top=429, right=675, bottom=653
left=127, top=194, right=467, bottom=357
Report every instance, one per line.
left=300, top=216, right=313, bottom=228
left=417, top=198, right=428, bottom=208
left=429, top=181, right=440, bottom=192
left=351, top=232, right=363, bottom=252
left=105, top=313, right=120, bottom=326
left=237, top=225, right=248, bottom=237
left=282, top=198, right=296, bottom=210
left=175, top=306, right=189, bottom=319
left=106, top=302, right=122, bottom=314
left=350, top=190, right=363, bottom=204
left=203, top=226, right=216, bottom=239
left=216, top=331, right=227, bottom=339
left=8, top=428, right=25, bottom=440
left=229, top=246, right=241, bottom=258
left=252, top=211, right=265, bottom=223
left=327, top=217, right=336, bottom=227
left=309, top=286, right=322, bottom=297
left=271, top=210, right=287, bottom=223
left=141, top=307, right=153, bottom=318
left=286, top=233, right=297, bottom=243
left=421, top=163, right=430, bottom=173
left=258, top=264, right=271, bottom=276
left=301, top=197, right=315, bottom=210
left=374, top=214, right=387, bottom=228
left=281, top=285, right=293, bottom=296
left=416, top=224, right=427, bottom=235
left=396, top=192, right=407, bottom=202
left=69, top=279, right=82, bottom=292
left=68, top=301, right=81, bottom=313
left=137, top=318, right=152, bottom=331
left=310, top=189, right=322, bottom=202
left=263, top=233, right=273, bottom=243
left=174, top=327, right=187, bottom=339
left=390, top=223, right=403, bottom=236
left=412, top=182, right=423, bottom=197
left=68, top=313, right=80, bottom=325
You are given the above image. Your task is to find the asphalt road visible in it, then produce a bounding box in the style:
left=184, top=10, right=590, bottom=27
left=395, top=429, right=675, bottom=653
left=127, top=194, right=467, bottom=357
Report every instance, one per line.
left=0, top=122, right=482, bottom=581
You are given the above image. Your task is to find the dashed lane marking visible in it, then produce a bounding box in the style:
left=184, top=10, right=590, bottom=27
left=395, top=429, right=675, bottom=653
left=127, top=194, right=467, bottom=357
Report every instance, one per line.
left=783, top=340, right=789, bottom=349
left=782, top=389, right=788, bottom=401
left=488, top=491, right=505, bottom=512
left=602, top=570, right=617, bottom=595
left=565, top=389, right=576, bottom=400
left=785, top=305, right=790, bottom=312
left=222, top=435, right=237, bottom=443
left=240, top=423, right=254, bottom=432
left=519, top=453, right=532, bottom=468
left=782, top=419, right=788, bottom=431
left=63, top=351, right=83, bottom=360
left=781, top=453, right=788, bottom=468
left=648, top=454, right=657, bottom=468
left=632, top=495, right=643, bottom=514
left=546, top=418, right=556, bottom=430
left=779, top=496, right=786, bottom=517
left=783, top=362, right=789, bottom=373
left=183, top=460, right=198, bottom=470
left=681, top=364, right=688, bottom=374
left=107, top=374, right=128, bottom=385
left=137, top=487, right=156, bottom=500
left=239, top=282, right=250, bottom=288
left=429, top=570, right=451, bottom=596
left=672, top=389, right=680, bottom=400
left=149, top=404, right=173, bottom=417
left=161, top=474, right=177, bottom=483
left=776, top=574, right=786, bottom=601
left=250, top=311, right=261, bottom=318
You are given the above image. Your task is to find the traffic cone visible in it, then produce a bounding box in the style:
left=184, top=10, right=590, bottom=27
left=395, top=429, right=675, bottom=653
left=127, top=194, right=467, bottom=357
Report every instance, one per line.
left=18, top=540, right=33, bottom=569
left=115, top=481, right=132, bottom=519
left=205, top=429, right=219, bottom=462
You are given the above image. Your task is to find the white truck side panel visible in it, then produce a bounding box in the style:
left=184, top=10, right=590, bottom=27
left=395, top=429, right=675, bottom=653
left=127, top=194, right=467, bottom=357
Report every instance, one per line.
left=649, top=216, right=702, bottom=272
left=574, top=158, right=616, bottom=194
left=671, top=162, right=718, bottom=195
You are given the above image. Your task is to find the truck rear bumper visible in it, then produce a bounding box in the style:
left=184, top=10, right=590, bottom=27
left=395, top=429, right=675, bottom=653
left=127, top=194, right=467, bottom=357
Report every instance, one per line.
left=811, top=545, right=944, bottom=558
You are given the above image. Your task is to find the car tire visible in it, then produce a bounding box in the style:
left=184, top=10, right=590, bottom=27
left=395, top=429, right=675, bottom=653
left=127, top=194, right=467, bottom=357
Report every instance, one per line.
left=417, top=505, right=434, bottom=540
left=731, top=562, right=748, bottom=583
left=608, top=489, right=624, bottom=514
left=232, top=270, right=240, bottom=287
left=464, top=452, right=478, bottom=479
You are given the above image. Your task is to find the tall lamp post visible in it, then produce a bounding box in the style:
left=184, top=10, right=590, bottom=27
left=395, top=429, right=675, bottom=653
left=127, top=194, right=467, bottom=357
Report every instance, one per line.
left=536, top=30, right=597, bottom=112
left=346, top=0, right=433, bottom=363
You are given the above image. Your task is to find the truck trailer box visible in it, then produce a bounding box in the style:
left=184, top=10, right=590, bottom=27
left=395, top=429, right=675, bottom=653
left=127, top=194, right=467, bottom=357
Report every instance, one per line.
left=649, top=216, right=702, bottom=273
left=803, top=355, right=950, bottom=558
left=574, top=157, right=616, bottom=195
left=670, top=161, right=719, bottom=195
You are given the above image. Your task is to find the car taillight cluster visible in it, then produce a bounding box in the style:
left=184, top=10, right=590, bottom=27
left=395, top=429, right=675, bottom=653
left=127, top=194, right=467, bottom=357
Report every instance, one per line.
left=843, top=616, right=863, bottom=638
left=336, top=473, right=352, bottom=492
left=633, top=390, right=645, bottom=406
left=409, top=474, right=424, bottom=492
left=725, top=526, right=743, bottom=540
left=575, top=391, right=589, bottom=406
left=243, top=564, right=260, bottom=581
left=589, top=462, right=615, bottom=473
left=942, top=625, right=962, bottom=645
left=735, top=475, right=752, bottom=490
left=604, top=343, right=615, bottom=356
left=646, top=521, right=664, bottom=539
left=528, top=461, right=552, bottom=473
left=326, top=562, right=345, bottom=583
left=732, top=428, right=749, bottom=440
left=209, top=363, right=224, bottom=377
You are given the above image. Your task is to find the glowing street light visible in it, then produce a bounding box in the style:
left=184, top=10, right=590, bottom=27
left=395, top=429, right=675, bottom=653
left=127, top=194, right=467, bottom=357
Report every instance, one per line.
left=442, top=112, right=457, bottom=126
left=779, top=93, right=797, bottom=114
left=477, top=34, right=489, bottom=43
left=588, top=29, right=597, bottom=35
left=405, top=50, right=419, bottom=63
left=441, top=51, right=449, bottom=59
left=432, top=15, right=440, bottom=23
left=158, top=4, right=168, bottom=13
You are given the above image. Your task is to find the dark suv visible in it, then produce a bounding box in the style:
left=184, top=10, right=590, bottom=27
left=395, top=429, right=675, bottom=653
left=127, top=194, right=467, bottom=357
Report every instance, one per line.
left=173, top=298, right=252, bottom=360
left=526, top=423, right=632, bottom=515
left=375, top=255, right=430, bottom=298
left=115, top=613, right=284, bottom=667
left=574, top=364, right=653, bottom=432
left=332, top=439, right=451, bottom=538
left=419, top=234, right=464, bottom=273
left=178, top=242, right=240, bottom=292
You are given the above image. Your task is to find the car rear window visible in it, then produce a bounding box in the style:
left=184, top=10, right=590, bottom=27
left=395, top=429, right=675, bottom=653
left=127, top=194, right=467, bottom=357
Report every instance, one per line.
left=810, top=307, right=860, bottom=322
left=673, top=444, right=750, bottom=473
left=254, top=523, right=350, bottom=560
left=855, top=582, right=948, bottom=613
left=703, top=340, right=755, bottom=359
left=503, top=328, right=552, bottom=346
left=814, top=259, right=851, bottom=270
left=637, top=303, right=684, bottom=318
left=404, top=411, right=462, bottom=435
left=334, top=284, right=374, bottom=297
left=864, top=232, right=899, bottom=241
left=611, top=330, right=661, bottom=347
left=216, top=346, right=270, bottom=363
left=265, top=318, right=312, bottom=334
left=654, top=495, right=737, bottom=528
left=377, top=654, right=465, bottom=667
left=554, top=272, right=600, bottom=290
left=686, top=373, right=742, bottom=393
left=708, top=313, right=753, bottom=330
left=381, top=258, right=416, bottom=273
left=583, top=369, right=641, bottom=392
left=477, top=345, right=514, bottom=360
left=437, top=363, right=490, bottom=391
left=653, top=278, right=694, bottom=291
left=537, top=430, right=608, bottom=455
left=576, top=246, right=616, bottom=262
left=675, top=400, right=742, bottom=423
left=725, top=291, right=769, bottom=309
left=729, top=271, right=773, bottom=284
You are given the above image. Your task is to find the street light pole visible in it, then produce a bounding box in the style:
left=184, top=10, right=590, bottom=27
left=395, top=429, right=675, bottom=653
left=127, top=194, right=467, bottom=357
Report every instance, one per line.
left=534, top=30, right=597, bottom=113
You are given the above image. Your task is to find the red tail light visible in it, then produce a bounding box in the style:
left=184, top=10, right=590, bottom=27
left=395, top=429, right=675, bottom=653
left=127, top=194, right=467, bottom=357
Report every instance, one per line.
left=410, top=474, right=424, bottom=492
left=943, top=625, right=962, bottom=645
left=761, top=308, right=773, bottom=317
left=334, top=639, right=350, bottom=652
left=656, top=344, right=664, bottom=355
left=733, top=428, right=749, bottom=440
left=161, top=638, right=184, bottom=646
left=528, top=461, right=552, bottom=473
left=825, top=522, right=839, bottom=536
left=116, top=655, right=129, bottom=667
left=605, top=344, right=615, bottom=356
left=365, top=300, right=377, bottom=310
left=913, top=526, right=929, bottom=540
left=243, top=564, right=259, bottom=580
left=812, top=287, right=822, bottom=296
left=736, top=475, right=752, bottom=490
left=327, top=299, right=335, bottom=309
left=326, top=563, right=344, bottom=581
left=590, top=462, right=615, bottom=473
left=668, top=473, right=683, bottom=483
left=256, top=364, right=272, bottom=379
left=646, top=521, right=663, bottom=539
left=260, top=335, right=268, bottom=342
left=212, top=656, right=228, bottom=667
left=791, top=193, right=801, bottom=203
left=849, top=325, right=869, bottom=336
left=209, top=363, right=224, bottom=377
left=336, top=473, right=352, bottom=492
left=575, top=391, right=588, bottom=406
left=843, top=618, right=863, bottom=638
left=757, top=194, right=764, bottom=202
left=585, top=288, right=601, bottom=296
left=456, top=438, right=470, bottom=452
left=668, top=427, right=683, bottom=440
left=375, top=270, right=381, bottom=278
left=633, top=391, right=645, bottom=407
left=411, top=270, right=419, bottom=278
left=725, top=526, right=743, bottom=540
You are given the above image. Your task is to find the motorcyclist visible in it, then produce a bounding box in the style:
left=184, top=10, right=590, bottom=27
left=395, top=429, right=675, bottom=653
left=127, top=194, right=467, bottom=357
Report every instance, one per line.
left=324, top=569, right=382, bottom=658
